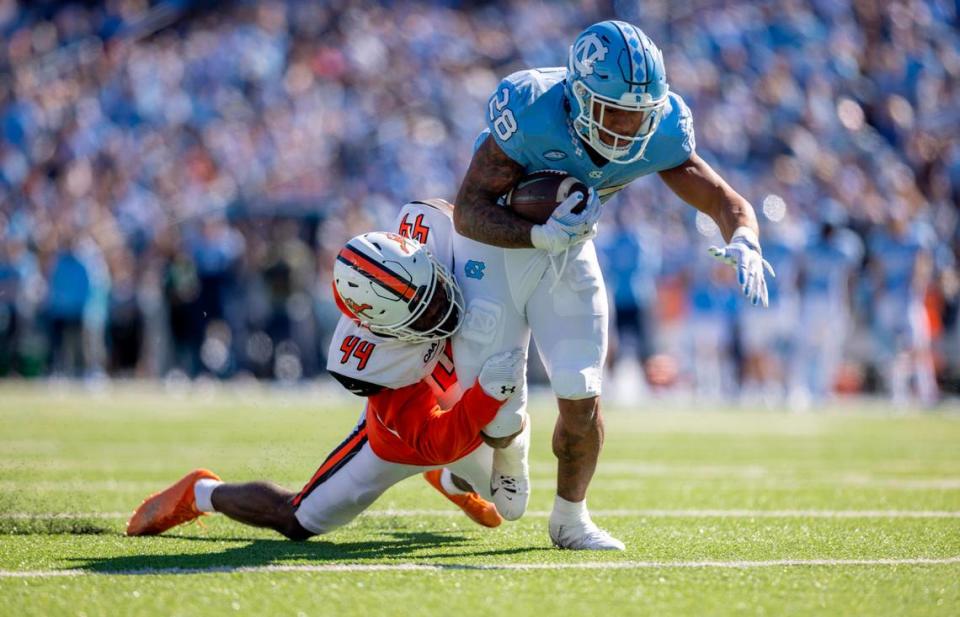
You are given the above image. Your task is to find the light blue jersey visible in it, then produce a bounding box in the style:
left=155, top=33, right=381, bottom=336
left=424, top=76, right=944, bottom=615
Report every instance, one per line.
left=476, top=68, right=696, bottom=202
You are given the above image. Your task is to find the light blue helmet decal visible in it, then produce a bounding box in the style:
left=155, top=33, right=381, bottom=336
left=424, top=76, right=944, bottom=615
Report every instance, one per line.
left=565, top=20, right=670, bottom=164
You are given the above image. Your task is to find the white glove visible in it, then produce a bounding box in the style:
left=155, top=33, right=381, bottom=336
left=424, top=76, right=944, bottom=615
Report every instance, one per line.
left=708, top=226, right=776, bottom=307
left=530, top=188, right=602, bottom=255
left=478, top=349, right=525, bottom=401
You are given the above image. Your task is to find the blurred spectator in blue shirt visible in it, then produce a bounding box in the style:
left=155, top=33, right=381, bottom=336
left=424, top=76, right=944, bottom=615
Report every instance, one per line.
left=45, top=243, right=91, bottom=377
left=868, top=211, right=938, bottom=406
left=599, top=207, right=662, bottom=375
left=797, top=211, right=864, bottom=403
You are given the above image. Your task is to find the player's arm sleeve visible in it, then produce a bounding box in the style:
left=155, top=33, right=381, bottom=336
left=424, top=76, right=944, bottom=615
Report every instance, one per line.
left=454, top=74, right=532, bottom=247
left=483, top=78, right=530, bottom=167
left=368, top=380, right=505, bottom=463
left=393, top=200, right=455, bottom=266
left=658, top=93, right=697, bottom=171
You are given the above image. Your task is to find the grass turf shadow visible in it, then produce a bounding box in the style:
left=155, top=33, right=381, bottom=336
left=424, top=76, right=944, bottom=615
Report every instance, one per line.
left=70, top=530, right=542, bottom=573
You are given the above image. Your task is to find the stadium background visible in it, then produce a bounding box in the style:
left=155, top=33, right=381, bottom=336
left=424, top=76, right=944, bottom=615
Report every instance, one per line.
left=0, top=0, right=958, bottom=407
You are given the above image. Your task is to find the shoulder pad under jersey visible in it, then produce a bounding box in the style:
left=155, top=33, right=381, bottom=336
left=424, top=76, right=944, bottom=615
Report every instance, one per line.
left=394, top=199, right=455, bottom=271
left=326, top=316, right=444, bottom=393
left=485, top=68, right=567, bottom=167
left=649, top=91, right=697, bottom=171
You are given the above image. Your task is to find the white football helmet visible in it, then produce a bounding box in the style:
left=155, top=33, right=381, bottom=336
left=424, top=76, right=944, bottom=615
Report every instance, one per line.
left=333, top=231, right=463, bottom=343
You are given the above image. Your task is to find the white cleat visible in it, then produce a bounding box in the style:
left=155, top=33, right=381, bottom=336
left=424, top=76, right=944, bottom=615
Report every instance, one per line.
left=490, top=472, right=529, bottom=521
left=549, top=518, right=625, bottom=551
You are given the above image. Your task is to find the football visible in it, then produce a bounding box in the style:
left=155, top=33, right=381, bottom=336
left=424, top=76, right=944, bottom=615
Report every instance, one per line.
left=505, top=170, right=589, bottom=224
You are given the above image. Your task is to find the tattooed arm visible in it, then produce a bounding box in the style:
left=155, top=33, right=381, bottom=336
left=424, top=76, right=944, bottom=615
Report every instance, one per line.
left=453, top=135, right=531, bottom=247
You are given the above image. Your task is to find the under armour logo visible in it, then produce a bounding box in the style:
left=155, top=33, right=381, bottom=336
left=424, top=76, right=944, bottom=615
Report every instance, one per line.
left=572, top=33, right=608, bottom=77
left=500, top=385, right=516, bottom=395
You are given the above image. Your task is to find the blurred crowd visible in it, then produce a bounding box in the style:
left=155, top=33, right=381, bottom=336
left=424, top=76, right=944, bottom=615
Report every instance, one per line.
left=0, top=0, right=958, bottom=406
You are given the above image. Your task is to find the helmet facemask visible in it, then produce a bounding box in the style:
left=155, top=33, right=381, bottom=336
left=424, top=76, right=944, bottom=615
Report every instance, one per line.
left=334, top=232, right=465, bottom=345
left=570, top=80, right=668, bottom=164
left=366, top=257, right=464, bottom=343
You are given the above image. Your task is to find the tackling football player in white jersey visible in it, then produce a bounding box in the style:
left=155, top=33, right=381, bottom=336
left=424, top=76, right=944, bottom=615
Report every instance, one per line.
left=127, top=200, right=526, bottom=540
left=451, top=20, right=774, bottom=550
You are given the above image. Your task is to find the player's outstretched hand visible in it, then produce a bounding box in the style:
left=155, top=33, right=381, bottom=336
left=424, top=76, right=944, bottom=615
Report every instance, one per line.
left=479, top=348, right=526, bottom=401
left=708, top=226, right=776, bottom=307
left=531, top=188, right=602, bottom=254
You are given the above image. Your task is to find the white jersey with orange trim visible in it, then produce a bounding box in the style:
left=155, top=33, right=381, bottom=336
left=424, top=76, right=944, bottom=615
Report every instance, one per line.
left=326, top=198, right=463, bottom=407
left=290, top=198, right=504, bottom=535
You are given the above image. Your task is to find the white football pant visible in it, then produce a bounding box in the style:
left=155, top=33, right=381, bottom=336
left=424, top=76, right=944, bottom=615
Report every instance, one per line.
left=452, top=237, right=608, bottom=438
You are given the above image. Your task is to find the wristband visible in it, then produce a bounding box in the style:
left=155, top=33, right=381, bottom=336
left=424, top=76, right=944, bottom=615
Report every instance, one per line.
left=731, top=226, right=761, bottom=253
left=530, top=224, right=550, bottom=251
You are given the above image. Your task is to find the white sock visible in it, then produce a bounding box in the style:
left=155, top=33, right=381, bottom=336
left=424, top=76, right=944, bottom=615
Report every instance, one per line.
left=551, top=494, right=590, bottom=525
left=440, top=468, right=469, bottom=495
left=194, top=478, right=223, bottom=513
left=491, top=414, right=530, bottom=476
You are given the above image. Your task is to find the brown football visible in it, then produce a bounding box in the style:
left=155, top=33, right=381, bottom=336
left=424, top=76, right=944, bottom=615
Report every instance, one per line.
left=505, top=170, right=589, bottom=224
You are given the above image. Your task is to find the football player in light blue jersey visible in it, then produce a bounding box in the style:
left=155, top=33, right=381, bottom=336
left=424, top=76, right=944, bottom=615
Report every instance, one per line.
left=449, top=21, right=773, bottom=550
left=798, top=216, right=864, bottom=404
left=868, top=213, right=938, bottom=407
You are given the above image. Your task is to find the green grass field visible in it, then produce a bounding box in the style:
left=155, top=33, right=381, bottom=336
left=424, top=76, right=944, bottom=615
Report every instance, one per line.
left=1, top=384, right=958, bottom=616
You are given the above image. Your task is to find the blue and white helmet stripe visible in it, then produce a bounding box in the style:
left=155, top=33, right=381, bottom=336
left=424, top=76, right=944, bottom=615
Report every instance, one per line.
left=616, top=21, right=665, bottom=98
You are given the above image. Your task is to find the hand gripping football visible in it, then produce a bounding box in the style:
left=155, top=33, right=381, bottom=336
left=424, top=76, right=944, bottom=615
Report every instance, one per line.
left=505, top=170, right=589, bottom=224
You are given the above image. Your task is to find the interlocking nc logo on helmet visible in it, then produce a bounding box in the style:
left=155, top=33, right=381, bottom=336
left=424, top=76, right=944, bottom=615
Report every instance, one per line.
left=572, top=33, right=608, bottom=77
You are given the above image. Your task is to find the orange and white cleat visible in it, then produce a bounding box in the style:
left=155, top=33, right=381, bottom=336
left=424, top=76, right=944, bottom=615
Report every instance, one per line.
left=423, top=469, right=502, bottom=528
left=126, top=469, right=221, bottom=536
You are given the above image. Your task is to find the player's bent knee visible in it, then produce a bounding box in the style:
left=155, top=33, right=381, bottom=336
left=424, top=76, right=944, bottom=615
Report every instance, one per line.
left=481, top=432, right=516, bottom=449
left=281, top=518, right=314, bottom=541
left=550, top=367, right=602, bottom=401
left=281, top=501, right=316, bottom=541
left=482, top=404, right=525, bottom=439
left=483, top=414, right=526, bottom=448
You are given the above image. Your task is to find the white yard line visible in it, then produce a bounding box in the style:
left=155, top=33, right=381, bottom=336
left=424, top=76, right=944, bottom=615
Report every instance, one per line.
left=3, top=509, right=960, bottom=520
left=2, top=557, right=959, bottom=578
left=367, top=509, right=960, bottom=519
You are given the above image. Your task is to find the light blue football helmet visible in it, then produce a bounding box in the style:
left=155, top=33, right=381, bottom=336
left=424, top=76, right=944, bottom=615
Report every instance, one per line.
left=565, top=20, right=670, bottom=164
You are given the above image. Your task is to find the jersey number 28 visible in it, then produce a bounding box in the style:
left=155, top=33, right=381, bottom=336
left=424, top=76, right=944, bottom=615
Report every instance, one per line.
left=488, top=88, right=517, bottom=141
